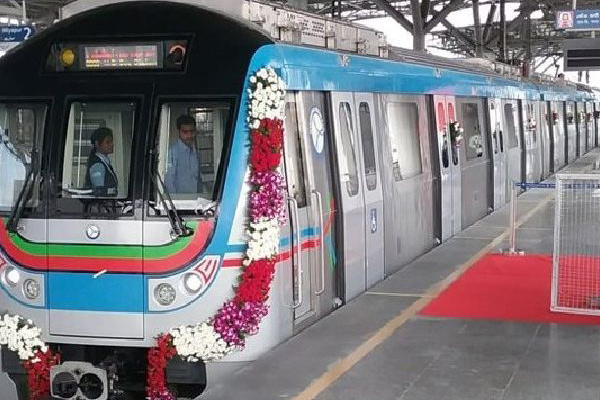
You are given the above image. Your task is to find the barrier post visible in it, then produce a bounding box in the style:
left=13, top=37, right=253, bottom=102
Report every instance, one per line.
left=502, top=181, right=525, bottom=255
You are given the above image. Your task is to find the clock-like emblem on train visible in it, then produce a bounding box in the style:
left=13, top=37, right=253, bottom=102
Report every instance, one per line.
left=310, top=107, right=325, bottom=154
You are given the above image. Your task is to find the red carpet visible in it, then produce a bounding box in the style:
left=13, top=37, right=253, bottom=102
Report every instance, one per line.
left=420, top=254, right=600, bottom=325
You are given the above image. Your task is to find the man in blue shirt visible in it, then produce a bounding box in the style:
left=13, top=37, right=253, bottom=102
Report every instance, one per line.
left=165, top=115, right=202, bottom=194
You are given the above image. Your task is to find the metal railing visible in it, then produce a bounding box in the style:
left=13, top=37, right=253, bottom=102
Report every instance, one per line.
left=552, top=174, right=600, bottom=315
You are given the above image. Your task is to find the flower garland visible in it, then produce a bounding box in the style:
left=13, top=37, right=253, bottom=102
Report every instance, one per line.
left=146, top=67, right=286, bottom=399
left=0, top=312, right=58, bottom=400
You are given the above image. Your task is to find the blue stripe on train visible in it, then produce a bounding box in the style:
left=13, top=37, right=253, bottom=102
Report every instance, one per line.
left=48, top=273, right=144, bottom=312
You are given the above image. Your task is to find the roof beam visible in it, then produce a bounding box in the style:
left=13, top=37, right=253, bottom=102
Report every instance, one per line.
left=370, top=0, right=413, bottom=32
left=0, top=4, right=21, bottom=16
left=424, top=0, right=465, bottom=33
left=485, top=0, right=537, bottom=45
left=440, top=18, right=475, bottom=55
left=482, top=2, right=496, bottom=43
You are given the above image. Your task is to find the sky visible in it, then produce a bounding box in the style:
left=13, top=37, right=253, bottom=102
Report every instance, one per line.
left=356, top=4, right=600, bottom=87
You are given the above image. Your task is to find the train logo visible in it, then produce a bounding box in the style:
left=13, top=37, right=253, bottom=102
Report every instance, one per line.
left=310, top=106, right=325, bottom=154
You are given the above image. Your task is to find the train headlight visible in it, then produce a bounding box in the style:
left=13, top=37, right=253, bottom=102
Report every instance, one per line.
left=183, top=273, right=203, bottom=294
left=3, top=266, right=20, bottom=287
left=154, top=283, right=176, bottom=306
left=23, top=279, right=40, bottom=300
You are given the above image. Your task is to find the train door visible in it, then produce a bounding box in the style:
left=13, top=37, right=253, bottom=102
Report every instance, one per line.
left=501, top=99, right=521, bottom=194
left=540, top=101, right=552, bottom=178
left=433, top=95, right=461, bottom=241
left=380, top=94, right=435, bottom=274
left=283, top=92, right=339, bottom=323
left=488, top=98, right=507, bottom=209
left=596, top=102, right=600, bottom=147
left=330, top=92, right=366, bottom=301
left=522, top=100, right=542, bottom=182
left=586, top=102, right=595, bottom=151
left=353, top=93, right=384, bottom=288
left=48, top=98, right=145, bottom=339
left=576, top=101, right=587, bottom=156
left=566, top=101, right=577, bottom=162
left=456, top=97, right=491, bottom=228
left=551, top=101, right=566, bottom=171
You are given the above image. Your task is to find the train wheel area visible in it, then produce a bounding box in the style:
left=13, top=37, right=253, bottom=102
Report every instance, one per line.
left=199, top=149, right=600, bottom=400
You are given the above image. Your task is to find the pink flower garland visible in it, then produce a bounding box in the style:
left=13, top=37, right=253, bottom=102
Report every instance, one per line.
left=213, top=301, right=269, bottom=346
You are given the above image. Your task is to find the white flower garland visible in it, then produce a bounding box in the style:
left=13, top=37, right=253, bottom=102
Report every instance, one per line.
left=0, top=313, right=46, bottom=361
left=169, top=323, right=232, bottom=362
left=244, top=219, right=280, bottom=265
left=247, top=67, right=286, bottom=128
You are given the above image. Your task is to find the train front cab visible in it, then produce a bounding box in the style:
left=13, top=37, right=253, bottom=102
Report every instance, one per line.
left=0, top=2, right=285, bottom=398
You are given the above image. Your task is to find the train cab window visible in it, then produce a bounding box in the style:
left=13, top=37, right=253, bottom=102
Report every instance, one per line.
left=337, top=102, right=359, bottom=196
left=0, top=103, right=45, bottom=213
left=386, top=102, right=422, bottom=180
left=154, top=101, right=231, bottom=213
left=461, top=103, right=484, bottom=160
left=358, top=103, right=377, bottom=191
left=61, top=102, right=135, bottom=200
left=503, top=103, right=519, bottom=149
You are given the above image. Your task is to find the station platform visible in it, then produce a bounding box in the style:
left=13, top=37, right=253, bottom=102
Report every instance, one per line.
left=202, top=149, right=600, bottom=400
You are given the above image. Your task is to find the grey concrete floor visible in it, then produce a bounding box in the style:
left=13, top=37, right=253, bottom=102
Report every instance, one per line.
left=201, top=150, right=600, bottom=400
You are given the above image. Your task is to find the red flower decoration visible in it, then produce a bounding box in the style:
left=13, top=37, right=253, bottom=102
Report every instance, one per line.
left=146, top=334, right=177, bottom=399
left=22, top=349, right=61, bottom=400
left=234, top=259, right=277, bottom=304
left=249, top=118, right=283, bottom=173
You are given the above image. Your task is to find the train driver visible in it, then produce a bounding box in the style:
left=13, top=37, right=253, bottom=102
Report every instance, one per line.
left=164, top=114, right=202, bottom=195
left=85, top=127, right=118, bottom=197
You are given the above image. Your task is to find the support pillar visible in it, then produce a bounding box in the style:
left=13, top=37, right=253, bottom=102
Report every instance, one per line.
left=411, top=0, right=425, bottom=52
left=472, top=0, right=483, bottom=57
left=499, top=0, right=506, bottom=62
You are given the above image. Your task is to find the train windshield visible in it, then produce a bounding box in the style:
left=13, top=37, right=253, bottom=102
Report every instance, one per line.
left=154, top=101, right=231, bottom=214
left=60, top=101, right=136, bottom=200
left=0, top=103, right=45, bottom=213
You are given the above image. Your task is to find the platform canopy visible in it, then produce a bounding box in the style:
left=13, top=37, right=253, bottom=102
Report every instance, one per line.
left=6, top=0, right=600, bottom=75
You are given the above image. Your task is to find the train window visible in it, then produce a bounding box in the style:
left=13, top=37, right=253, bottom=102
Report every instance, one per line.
left=358, top=103, right=377, bottom=191
left=61, top=102, right=135, bottom=200
left=566, top=103, right=575, bottom=125
left=461, top=103, right=484, bottom=160
left=0, top=103, right=45, bottom=213
left=503, top=103, right=519, bottom=149
left=154, top=101, right=231, bottom=212
left=386, top=102, right=422, bottom=180
left=283, top=99, right=307, bottom=208
left=337, top=102, right=359, bottom=196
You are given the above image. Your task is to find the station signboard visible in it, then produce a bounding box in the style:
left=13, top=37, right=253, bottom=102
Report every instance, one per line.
left=556, top=10, right=600, bottom=30
left=0, top=25, right=35, bottom=42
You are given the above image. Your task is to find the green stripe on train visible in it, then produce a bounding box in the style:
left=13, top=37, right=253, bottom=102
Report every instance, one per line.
left=7, top=222, right=198, bottom=259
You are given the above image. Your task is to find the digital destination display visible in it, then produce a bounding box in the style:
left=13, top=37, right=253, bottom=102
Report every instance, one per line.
left=84, top=44, right=160, bottom=69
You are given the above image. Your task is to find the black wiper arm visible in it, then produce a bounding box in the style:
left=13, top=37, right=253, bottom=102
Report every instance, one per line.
left=152, top=160, right=192, bottom=238
left=7, top=149, right=39, bottom=233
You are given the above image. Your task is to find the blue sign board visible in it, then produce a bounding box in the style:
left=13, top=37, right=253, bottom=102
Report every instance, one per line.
left=0, top=25, right=35, bottom=42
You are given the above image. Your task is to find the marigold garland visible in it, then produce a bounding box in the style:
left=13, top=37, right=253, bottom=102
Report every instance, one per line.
left=145, top=67, right=287, bottom=399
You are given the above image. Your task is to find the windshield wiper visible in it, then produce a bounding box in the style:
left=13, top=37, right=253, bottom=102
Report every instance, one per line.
left=152, top=157, right=193, bottom=238
left=7, top=149, right=39, bottom=233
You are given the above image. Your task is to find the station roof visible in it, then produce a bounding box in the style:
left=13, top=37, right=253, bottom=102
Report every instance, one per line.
left=5, top=0, right=600, bottom=74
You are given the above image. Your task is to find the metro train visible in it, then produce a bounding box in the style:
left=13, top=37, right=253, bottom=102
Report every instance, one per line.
left=0, top=1, right=597, bottom=399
